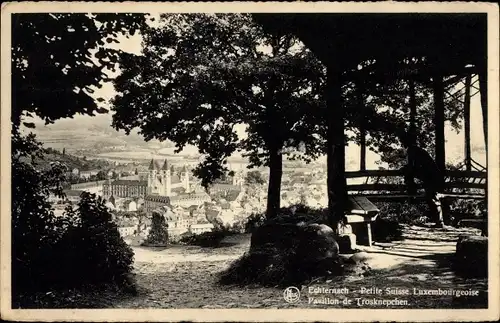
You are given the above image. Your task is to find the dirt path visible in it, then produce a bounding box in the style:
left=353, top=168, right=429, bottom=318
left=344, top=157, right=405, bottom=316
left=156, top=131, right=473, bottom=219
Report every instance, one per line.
left=113, top=226, right=488, bottom=309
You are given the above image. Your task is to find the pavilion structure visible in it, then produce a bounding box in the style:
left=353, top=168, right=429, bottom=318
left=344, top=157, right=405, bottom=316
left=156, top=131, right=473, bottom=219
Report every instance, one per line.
left=254, top=13, right=488, bottom=226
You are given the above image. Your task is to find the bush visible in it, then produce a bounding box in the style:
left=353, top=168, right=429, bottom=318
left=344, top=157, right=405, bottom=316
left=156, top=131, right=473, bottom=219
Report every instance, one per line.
left=449, top=199, right=486, bottom=227
left=179, top=230, right=229, bottom=247
left=179, top=220, right=242, bottom=247
left=142, top=212, right=168, bottom=246
left=12, top=149, right=135, bottom=302
left=245, top=204, right=327, bottom=234
left=244, top=212, right=266, bottom=233
left=36, top=192, right=135, bottom=290
left=375, top=201, right=430, bottom=225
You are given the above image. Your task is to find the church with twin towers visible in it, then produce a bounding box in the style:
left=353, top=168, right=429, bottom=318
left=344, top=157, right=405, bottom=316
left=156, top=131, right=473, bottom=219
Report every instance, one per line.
left=147, top=158, right=190, bottom=196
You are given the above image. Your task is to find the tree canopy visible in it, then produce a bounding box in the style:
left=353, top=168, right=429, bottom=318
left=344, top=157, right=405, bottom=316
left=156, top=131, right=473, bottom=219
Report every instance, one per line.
left=111, top=13, right=326, bottom=217
left=12, top=13, right=147, bottom=130
left=245, top=170, right=265, bottom=186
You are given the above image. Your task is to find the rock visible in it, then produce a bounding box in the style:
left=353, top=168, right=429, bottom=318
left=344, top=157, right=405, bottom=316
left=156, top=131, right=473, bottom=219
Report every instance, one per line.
left=250, top=222, right=300, bottom=252
left=295, top=223, right=340, bottom=274
left=454, top=235, right=488, bottom=278
left=243, top=222, right=341, bottom=284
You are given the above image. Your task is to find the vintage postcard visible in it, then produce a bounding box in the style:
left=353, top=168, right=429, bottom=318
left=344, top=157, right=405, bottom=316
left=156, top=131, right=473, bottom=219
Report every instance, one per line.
left=1, top=1, right=499, bottom=322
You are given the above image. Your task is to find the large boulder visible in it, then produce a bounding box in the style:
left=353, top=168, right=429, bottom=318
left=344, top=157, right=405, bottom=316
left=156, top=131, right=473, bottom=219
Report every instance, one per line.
left=222, top=221, right=342, bottom=286
left=454, top=235, right=488, bottom=278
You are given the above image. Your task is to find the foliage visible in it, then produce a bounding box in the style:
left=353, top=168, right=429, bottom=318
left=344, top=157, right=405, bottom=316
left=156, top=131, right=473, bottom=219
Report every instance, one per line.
left=12, top=13, right=147, bottom=128
left=244, top=212, right=267, bottom=233
left=56, top=192, right=135, bottom=286
left=143, top=212, right=169, bottom=246
left=375, top=201, right=430, bottom=226
left=243, top=204, right=326, bottom=234
left=11, top=13, right=148, bottom=305
left=244, top=170, right=265, bottom=185
left=12, top=132, right=67, bottom=293
left=12, top=135, right=134, bottom=297
left=111, top=13, right=325, bottom=218
left=344, top=61, right=465, bottom=167
left=178, top=230, right=230, bottom=248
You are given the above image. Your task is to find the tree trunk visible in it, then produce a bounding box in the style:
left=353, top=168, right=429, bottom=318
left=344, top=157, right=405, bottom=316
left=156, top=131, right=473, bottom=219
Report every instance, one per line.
left=266, top=145, right=283, bottom=219
left=464, top=74, right=472, bottom=170
left=433, top=75, right=446, bottom=172
left=357, top=84, right=366, bottom=171
left=408, top=78, right=417, bottom=145
left=326, top=64, right=347, bottom=232
left=479, top=69, right=488, bottom=156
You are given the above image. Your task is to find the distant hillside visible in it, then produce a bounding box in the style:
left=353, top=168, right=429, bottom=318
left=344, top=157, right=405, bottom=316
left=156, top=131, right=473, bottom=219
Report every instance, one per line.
left=33, top=147, right=112, bottom=172
left=23, top=113, right=175, bottom=154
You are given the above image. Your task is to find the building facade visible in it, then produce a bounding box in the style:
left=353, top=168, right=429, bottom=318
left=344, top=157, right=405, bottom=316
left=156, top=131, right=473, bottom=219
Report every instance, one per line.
left=103, top=179, right=148, bottom=198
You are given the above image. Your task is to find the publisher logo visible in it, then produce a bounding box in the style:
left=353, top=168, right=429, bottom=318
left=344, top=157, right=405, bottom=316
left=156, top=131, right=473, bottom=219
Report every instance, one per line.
left=283, top=286, right=301, bottom=303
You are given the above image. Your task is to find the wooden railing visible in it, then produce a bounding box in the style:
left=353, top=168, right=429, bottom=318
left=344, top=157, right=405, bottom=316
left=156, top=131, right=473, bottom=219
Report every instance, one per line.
left=346, top=169, right=487, bottom=200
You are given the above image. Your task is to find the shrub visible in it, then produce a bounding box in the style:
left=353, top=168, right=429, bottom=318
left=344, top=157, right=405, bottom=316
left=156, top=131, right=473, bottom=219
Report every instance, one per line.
left=449, top=198, right=486, bottom=226
left=244, top=212, right=266, bottom=233
left=244, top=204, right=327, bottom=234
left=40, top=192, right=135, bottom=289
left=179, top=230, right=229, bottom=247
left=142, top=212, right=168, bottom=246
left=12, top=148, right=135, bottom=302
left=375, top=201, right=430, bottom=225
left=179, top=220, right=242, bottom=247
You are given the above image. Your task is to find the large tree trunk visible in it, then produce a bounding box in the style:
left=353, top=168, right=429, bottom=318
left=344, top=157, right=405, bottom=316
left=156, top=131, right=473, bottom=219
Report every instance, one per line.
left=433, top=75, right=446, bottom=172
left=478, top=69, right=488, bottom=156
left=325, top=64, right=347, bottom=232
left=266, top=144, right=283, bottom=219
left=464, top=74, right=472, bottom=170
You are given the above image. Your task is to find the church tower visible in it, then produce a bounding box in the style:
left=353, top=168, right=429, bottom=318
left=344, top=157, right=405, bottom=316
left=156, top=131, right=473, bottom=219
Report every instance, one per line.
left=181, top=165, right=190, bottom=192
left=162, top=159, right=171, bottom=196
left=147, top=159, right=156, bottom=194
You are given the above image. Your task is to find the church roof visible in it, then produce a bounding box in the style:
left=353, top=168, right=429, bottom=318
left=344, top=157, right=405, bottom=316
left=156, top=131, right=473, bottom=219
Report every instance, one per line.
left=145, top=195, right=171, bottom=204
left=111, top=180, right=147, bottom=186
left=172, top=186, right=186, bottom=194
left=162, top=159, right=169, bottom=170
left=170, top=192, right=210, bottom=202
left=171, top=174, right=181, bottom=184
left=149, top=159, right=164, bottom=171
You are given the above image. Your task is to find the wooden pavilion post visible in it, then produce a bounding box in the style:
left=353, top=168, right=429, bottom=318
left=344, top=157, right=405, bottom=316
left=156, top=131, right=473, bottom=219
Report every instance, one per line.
left=479, top=67, right=488, bottom=156
left=360, top=125, right=367, bottom=171
left=325, top=62, right=348, bottom=232
left=406, top=78, right=418, bottom=196
left=464, top=74, right=472, bottom=171
left=357, top=84, right=367, bottom=171
left=433, top=75, right=446, bottom=172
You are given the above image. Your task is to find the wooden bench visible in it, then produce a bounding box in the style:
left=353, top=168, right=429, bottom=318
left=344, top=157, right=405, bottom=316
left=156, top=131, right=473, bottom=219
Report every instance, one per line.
left=346, top=196, right=379, bottom=247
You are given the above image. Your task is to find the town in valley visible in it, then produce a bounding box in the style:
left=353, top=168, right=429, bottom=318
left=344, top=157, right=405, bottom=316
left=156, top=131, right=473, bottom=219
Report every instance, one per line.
left=43, top=136, right=330, bottom=244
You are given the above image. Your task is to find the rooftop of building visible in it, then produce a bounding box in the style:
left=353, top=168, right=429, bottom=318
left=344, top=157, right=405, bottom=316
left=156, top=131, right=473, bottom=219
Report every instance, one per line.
left=170, top=192, right=211, bottom=201
left=110, top=179, right=148, bottom=186
left=145, top=195, right=171, bottom=203
left=63, top=189, right=84, bottom=197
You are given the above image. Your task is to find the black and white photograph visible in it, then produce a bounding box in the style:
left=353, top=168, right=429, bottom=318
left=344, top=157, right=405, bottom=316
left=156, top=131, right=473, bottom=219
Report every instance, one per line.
left=1, top=2, right=499, bottom=322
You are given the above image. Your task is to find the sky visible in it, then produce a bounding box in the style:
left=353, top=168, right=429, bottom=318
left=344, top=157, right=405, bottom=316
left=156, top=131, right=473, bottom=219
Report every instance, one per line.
left=40, top=20, right=487, bottom=170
